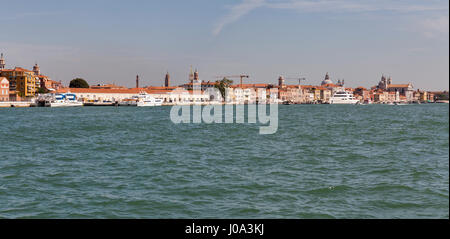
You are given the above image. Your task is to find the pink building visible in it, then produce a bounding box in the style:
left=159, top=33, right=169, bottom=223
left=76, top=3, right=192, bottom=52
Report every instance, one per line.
left=0, top=77, right=9, bottom=101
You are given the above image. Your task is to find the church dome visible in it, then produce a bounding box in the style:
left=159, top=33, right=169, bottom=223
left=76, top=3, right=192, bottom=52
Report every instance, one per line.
left=321, top=72, right=333, bottom=85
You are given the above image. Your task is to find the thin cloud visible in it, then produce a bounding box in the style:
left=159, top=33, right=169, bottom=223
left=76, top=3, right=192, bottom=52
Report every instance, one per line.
left=420, top=15, right=449, bottom=38
left=213, top=0, right=449, bottom=35
left=212, top=0, right=266, bottom=36
left=266, top=0, right=447, bottom=13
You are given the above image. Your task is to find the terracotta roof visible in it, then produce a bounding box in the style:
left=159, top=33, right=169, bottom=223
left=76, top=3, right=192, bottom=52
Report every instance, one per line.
left=90, top=84, right=127, bottom=89
left=56, top=87, right=199, bottom=95
left=13, top=67, right=34, bottom=73
left=57, top=88, right=144, bottom=94
left=388, top=84, right=411, bottom=88
left=230, top=84, right=268, bottom=89
left=0, top=67, right=35, bottom=73
left=300, top=85, right=316, bottom=89
left=285, top=85, right=302, bottom=88
left=146, top=86, right=178, bottom=90
left=321, top=83, right=341, bottom=88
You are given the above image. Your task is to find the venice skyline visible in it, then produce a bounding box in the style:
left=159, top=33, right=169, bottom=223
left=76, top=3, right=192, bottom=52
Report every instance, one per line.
left=0, top=0, right=448, bottom=90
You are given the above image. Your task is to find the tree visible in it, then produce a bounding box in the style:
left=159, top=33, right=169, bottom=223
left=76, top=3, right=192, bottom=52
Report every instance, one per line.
left=214, top=78, right=233, bottom=101
left=36, top=87, right=49, bottom=94
left=69, top=78, right=89, bottom=88
left=435, top=91, right=449, bottom=100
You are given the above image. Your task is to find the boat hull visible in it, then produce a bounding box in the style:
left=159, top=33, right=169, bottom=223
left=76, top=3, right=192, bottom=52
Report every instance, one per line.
left=330, top=100, right=359, bottom=105
left=46, top=102, right=83, bottom=107
left=137, top=102, right=162, bottom=107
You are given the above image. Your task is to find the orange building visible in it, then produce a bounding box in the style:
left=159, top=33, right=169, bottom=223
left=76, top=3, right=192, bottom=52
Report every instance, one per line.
left=0, top=67, right=36, bottom=98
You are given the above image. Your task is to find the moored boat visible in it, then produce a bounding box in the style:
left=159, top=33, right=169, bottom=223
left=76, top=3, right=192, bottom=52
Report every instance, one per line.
left=45, top=93, right=83, bottom=107
left=136, top=93, right=163, bottom=107
left=329, top=91, right=359, bottom=104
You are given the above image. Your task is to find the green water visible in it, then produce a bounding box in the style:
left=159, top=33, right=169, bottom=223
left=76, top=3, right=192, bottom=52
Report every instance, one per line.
left=0, top=104, right=448, bottom=218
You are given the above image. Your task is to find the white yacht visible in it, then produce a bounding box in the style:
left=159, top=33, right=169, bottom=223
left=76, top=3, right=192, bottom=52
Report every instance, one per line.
left=45, top=93, right=83, bottom=107
left=136, top=93, right=163, bottom=107
left=329, top=91, right=359, bottom=104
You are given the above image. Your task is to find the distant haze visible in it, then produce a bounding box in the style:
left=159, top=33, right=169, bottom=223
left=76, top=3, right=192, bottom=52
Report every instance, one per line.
left=1, top=0, right=448, bottom=91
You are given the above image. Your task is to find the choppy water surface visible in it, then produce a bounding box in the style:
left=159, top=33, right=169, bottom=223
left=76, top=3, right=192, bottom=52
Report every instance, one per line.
left=0, top=104, right=448, bottom=218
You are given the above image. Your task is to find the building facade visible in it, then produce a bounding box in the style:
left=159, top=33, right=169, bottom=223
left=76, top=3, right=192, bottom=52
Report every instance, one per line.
left=0, top=67, right=36, bottom=98
left=0, top=77, right=9, bottom=101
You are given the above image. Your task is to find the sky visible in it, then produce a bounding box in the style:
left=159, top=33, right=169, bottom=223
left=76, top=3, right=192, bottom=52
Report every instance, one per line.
left=0, top=0, right=448, bottom=90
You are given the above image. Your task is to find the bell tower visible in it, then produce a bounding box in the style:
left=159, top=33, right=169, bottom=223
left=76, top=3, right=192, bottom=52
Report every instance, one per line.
left=136, top=75, right=139, bottom=88
left=165, top=71, right=170, bottom=87
left=33, top=63, right=40, bottom=75
left=0, top=53, right=5, bottom=70
left=189, top=66, right=194, bottom=83
left=278, top=75, right=285, bottom=88
left=194, top=68, right=200, bottom=83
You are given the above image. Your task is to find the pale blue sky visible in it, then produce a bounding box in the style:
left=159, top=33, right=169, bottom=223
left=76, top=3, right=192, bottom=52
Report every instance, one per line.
left=1, top=0, right=448, bottom=90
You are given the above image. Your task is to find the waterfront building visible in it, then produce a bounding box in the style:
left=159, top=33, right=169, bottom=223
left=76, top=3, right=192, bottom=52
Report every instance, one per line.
left=414, top=90, right=428, bottom=103
left=318, top=87, right=332, bottom=103
left=300, top=85, right=327, bottom=103
left=386, top=91, right=400, bottom=103
left=373, top=90, right=389, bottom=103
left=311, top=87, right=321, bottom=102
left=226, top=84, right=268, bottom=104
left=399, top=95, right=407, bottom=102
left=224, top=87, right=240, bottom=103
left=0, top=67, right=36, bottom=98
left=41, top=78, right=62, bottom=91
left=56, top=87, right=210, bottom=104
left=278, top=88, right=288, bottom=102
left=429, top=91, right=448, bottom=101
left=0, top=77, right=9, bottom=101
left=0, top=56, right=58, bottom=97
left=427, top=92, right=435, bottom=102
left=387, top=83, right=414, bottom=94
left=354, top=87, right=370, bottom=103
left=285, top=85, right=303, bottom=103
left=376, top=75, right=414, bottom=102
left=239, top=84, right=258, bottom=104
left=299, top=85, right=316, bottom=103
left=181, top=81, right=217, bottom=91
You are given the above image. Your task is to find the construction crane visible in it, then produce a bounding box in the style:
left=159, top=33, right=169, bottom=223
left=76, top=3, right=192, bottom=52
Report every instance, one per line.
left=285, top=77, right=306, bottom=86
left=216, top=74, right=249, bottom=88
